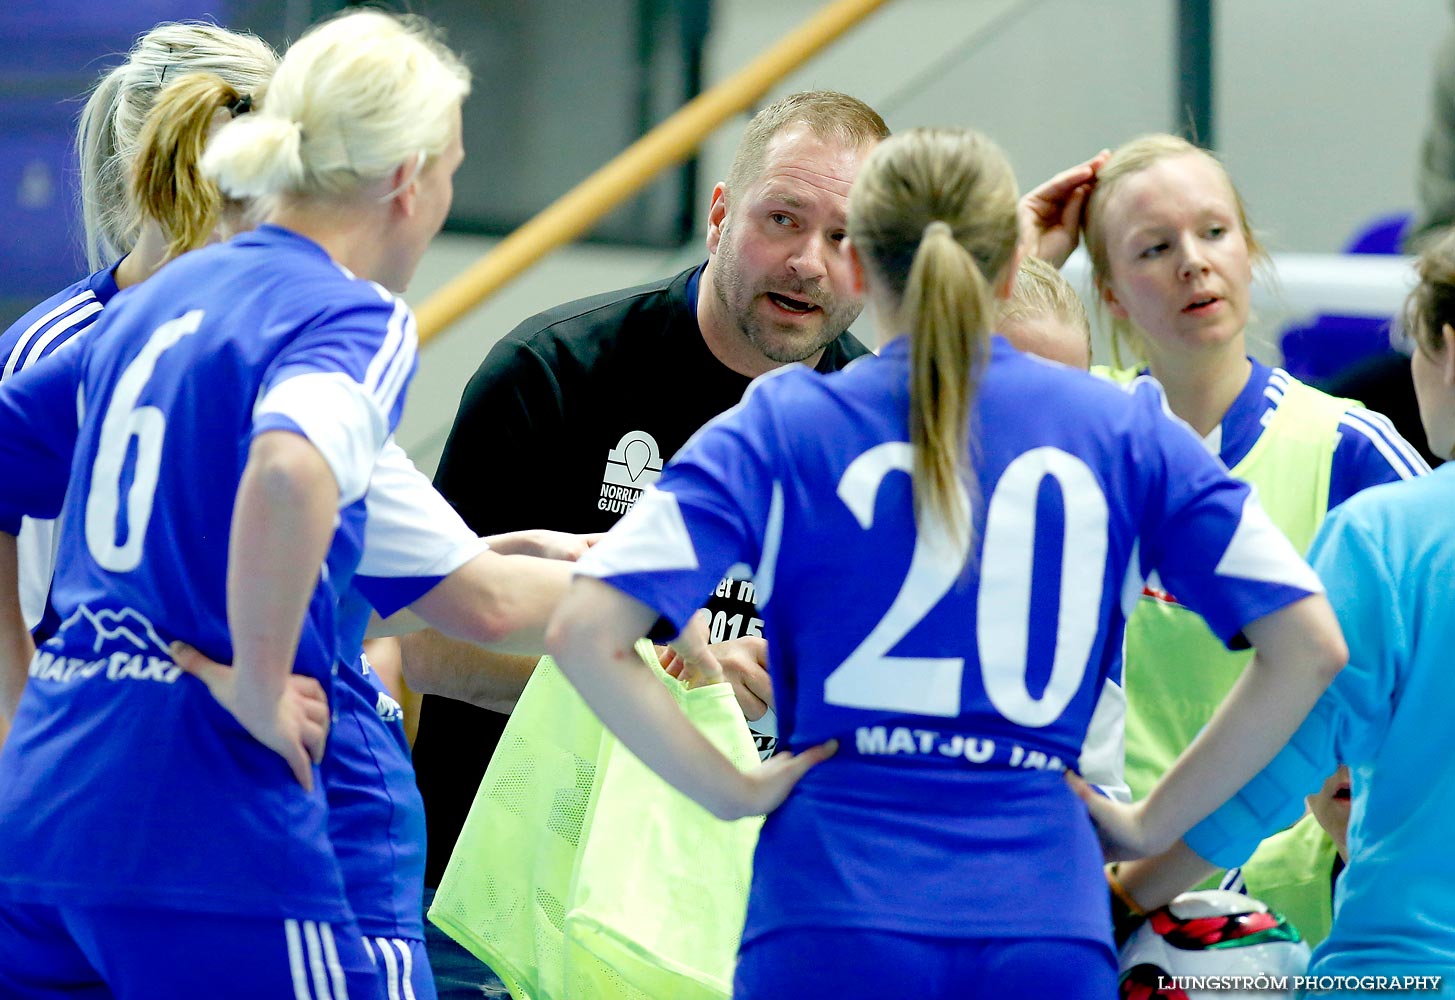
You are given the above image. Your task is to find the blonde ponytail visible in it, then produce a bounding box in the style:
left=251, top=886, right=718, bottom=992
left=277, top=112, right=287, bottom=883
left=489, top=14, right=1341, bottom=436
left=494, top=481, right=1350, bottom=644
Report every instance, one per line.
left=903, top=221, right=994, bottom=544
left=131, top=72, right=252, bottom=262
left=848, top=128, right=1018, bottom=550
left=203, top=11, right=470, bottom=204
left=74, top=22, right=277, bottom=269
left=200, top=113, right=304, bottom=202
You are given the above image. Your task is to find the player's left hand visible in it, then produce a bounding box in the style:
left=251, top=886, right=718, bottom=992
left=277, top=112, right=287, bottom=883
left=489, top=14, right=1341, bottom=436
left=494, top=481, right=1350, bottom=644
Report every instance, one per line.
left=171, top=641, right=331, bottom=791
left=731, top=739, right=839, bottom=818
left=1066, top=770, right=1160, bottom=861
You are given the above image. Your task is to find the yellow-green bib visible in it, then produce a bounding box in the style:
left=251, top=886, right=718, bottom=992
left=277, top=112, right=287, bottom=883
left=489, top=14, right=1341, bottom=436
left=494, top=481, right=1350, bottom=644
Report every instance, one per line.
left=1236, top=812, right=1340, bottom=947
left=1122, top=374, right=1353, bottom=803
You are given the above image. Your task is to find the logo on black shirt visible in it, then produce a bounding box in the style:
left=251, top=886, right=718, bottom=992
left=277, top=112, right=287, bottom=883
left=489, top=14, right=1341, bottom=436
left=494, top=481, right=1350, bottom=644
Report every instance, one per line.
left=599, top=429, right=664, bottom=514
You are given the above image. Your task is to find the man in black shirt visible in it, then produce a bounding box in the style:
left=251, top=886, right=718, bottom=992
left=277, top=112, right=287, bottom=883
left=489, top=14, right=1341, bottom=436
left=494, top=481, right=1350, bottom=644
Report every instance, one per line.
left=406, top=89, right=888, bottom=996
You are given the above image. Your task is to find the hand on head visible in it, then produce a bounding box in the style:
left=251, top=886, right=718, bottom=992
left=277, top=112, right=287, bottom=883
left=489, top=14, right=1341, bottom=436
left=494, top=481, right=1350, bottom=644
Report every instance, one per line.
left=1017, top=150, right=1110, bottom=268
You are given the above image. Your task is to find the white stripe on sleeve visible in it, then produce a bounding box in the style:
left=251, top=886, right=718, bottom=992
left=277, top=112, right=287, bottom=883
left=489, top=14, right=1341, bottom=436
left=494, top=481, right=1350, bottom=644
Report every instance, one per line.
left=1339, top=408, right=1430, bottom=480
left=21, top=301, right=102, bottom=373
left=255, top=371, right=388, bottom=505
left=751, top=482, right=784, bottom=608
left=4, top=292, right=97, bottom=381
left=373, top=306, right=417, bottom=419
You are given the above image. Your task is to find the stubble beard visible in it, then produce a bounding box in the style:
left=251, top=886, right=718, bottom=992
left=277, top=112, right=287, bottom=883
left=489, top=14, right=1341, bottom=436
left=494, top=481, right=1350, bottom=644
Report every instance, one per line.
left=712, top=229, right=861, bottom=366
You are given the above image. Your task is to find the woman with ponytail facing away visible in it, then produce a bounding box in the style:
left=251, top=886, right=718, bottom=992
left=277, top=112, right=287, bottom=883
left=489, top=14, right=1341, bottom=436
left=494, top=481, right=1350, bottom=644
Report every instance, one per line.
left=543, top=127, right=1345, bottom=998
left=0, top=11, right=467, bottom=997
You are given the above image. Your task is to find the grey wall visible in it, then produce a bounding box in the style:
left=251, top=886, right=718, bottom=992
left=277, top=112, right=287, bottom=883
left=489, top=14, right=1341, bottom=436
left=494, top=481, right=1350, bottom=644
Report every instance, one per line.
left=394, top=0, right=1455, bottom=466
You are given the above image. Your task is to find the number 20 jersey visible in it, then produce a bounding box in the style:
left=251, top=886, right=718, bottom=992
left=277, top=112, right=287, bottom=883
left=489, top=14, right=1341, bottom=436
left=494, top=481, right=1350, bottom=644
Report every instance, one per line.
left=578, top=335, right=1322, bottom=947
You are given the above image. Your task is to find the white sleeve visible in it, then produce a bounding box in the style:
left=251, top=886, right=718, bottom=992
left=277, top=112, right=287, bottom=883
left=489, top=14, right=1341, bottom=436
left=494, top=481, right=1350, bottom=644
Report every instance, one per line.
left=356, top=438, right=489, bottom=579
left=254, top=371, right=387, bottom=506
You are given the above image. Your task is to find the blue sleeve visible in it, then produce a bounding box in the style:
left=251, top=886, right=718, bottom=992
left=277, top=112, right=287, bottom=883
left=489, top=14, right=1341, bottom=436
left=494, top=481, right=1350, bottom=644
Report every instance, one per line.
left=1327, top=406, right=1429, bottom=509
left=1184, top=503, right=1400, bottom=867
left=253, top=293, right=418, bottom=505
left=1134, top=387, right=1323, bottom=646
left=575, top=377, right=781, bottom=633
left=0, top=343, right=84, bottom=532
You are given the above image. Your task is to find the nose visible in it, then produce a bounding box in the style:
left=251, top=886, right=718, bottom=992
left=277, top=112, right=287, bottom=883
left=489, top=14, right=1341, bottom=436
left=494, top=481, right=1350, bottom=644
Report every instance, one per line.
left=787, top=232, right=828, bottom=282
left=1177, top=235, right=1210, bottom=281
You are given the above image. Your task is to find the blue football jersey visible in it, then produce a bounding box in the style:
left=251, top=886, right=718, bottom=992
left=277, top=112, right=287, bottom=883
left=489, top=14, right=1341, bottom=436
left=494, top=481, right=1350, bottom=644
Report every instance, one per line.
left=579, top=336, right=1322, bottom=948
left=0, top=264, right=120, bottom=633
left=0, top=224, right=416, bottom=920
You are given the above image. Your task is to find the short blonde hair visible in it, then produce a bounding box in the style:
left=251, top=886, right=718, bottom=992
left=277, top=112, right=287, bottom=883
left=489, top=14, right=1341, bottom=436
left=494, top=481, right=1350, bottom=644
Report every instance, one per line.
left=725, top=91, right=889, bottom=201
left=1002, top=256, right=1090, bottom=339
left=1083, top=134, right=1268, bottom=367
left=76, top=22, right=277, bottom=269
left=203, top=11, right=470, bottom=204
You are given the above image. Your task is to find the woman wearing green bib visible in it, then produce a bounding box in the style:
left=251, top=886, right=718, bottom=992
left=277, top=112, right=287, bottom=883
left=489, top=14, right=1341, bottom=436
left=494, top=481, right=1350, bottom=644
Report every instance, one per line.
left=1033, top=135, right=1427, bottom=824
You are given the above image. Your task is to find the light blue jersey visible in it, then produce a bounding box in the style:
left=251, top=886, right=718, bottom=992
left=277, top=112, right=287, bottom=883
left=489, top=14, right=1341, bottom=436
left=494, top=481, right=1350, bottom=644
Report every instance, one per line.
left=1187, top=463, right=1455, bottom=990
left=579, top=336, right=1322, bottom=951
left=0, top=224, right=416, bottom=920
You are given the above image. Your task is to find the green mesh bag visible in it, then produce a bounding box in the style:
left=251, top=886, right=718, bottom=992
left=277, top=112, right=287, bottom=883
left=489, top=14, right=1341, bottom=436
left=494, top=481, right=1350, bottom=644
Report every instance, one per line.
left=429, top=641, right=761, bottom=1000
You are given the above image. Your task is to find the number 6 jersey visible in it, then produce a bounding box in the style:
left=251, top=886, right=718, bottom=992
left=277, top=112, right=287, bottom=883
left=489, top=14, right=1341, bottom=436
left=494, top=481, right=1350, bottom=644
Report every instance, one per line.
left=576, top=335, right=1323, bottom=950
left=0, top=224, right=416, bottom=921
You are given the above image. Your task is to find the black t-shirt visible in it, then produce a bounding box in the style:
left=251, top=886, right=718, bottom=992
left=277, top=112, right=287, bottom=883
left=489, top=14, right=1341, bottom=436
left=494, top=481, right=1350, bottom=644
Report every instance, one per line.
left=416, top=264, right=868, bottom=884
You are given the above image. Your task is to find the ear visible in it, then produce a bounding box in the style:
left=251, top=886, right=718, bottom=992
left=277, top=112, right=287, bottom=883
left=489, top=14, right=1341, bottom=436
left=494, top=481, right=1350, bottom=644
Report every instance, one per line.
left=387, top=158, right=420, bottom=216
left=845, top=238, right=867, bottom=296
left=705, top=182, right=728, bottom=255
left=1101, top=280, right=1129, bottom=321
left=1442, top=323, right=1455, bottom=385
left=994, top=244, right=1026, bottom=301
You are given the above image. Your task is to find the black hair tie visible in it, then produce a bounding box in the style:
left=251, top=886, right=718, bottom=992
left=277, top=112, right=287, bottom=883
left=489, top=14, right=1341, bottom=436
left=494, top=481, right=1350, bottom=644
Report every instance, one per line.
left=227, top=93, right=254, bottom=118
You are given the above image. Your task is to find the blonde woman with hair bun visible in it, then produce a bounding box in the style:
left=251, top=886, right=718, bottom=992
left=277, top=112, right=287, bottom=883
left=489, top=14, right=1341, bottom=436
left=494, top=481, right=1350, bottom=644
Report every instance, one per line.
left=541, top=126, right=1344, bottom=997
left=0, top=11, right=475, bottom=997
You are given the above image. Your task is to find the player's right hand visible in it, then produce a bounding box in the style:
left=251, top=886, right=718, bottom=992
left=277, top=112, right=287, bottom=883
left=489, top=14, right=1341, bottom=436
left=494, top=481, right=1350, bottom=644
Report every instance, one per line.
left=1066, top=769, right=1162, bottom=861
left=736, top=739, right=838, bottom=817
left=170, top=641, right=330, bottom=791
left=1017, top=149, right=1110, bottom=267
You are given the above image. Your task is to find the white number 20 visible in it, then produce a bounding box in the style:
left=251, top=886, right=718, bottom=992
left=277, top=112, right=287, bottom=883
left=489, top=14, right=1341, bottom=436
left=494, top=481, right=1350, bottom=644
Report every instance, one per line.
left=84, top=310, right=204, bottom=572
left=824, top=443, right=1108, bottom=728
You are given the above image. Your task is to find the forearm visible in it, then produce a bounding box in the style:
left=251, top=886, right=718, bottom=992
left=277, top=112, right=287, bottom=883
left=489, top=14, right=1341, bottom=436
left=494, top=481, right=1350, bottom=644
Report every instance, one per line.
left=409, top=551, right=572, bottom=656
left=398, top=628, right=536, bottom=712
left=0, top=532, right=33, bottom=723
left=1138, top=595, right=1346, bottom=850
left=228, top=431, right=339, bottom=702
left=1116, top=840, right=1220, bottom=912
left=547, top=579, right=753, bottom=820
